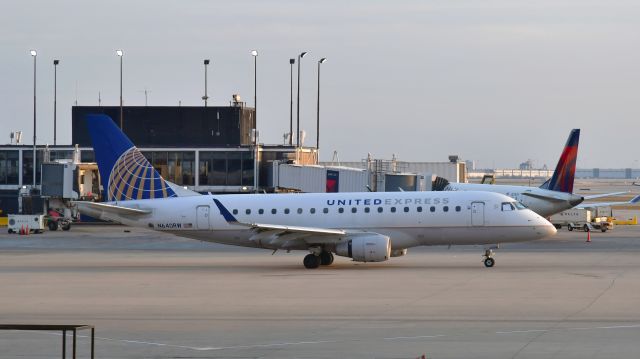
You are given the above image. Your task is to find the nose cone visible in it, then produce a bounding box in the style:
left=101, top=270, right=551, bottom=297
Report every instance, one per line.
left=569, top=194, right=584, bottom=207
left=541, top=220, right=558, bottom=237
left=527, top=210, right=557, bottom=239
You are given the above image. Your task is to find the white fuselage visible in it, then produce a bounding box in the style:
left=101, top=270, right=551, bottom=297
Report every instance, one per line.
left=444, top=183, right=584, bottom=217
left=85, top=191, right=556, bottom=251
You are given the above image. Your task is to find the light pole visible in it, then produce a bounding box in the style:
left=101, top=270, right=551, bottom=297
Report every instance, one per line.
left=53, top=59, right=59, bottom=146
left=251, top=50, right=258, bottom=122
left=250, top=51, right=259, bottom=193
left=30, top=50, right=37, bottom=187
left=116, top=49, right=124, bottom=129
left=142, top=88, right=150, bottom=106
left=296, top=51, right=307, bottom=148
left=289, top=58, right=295, bottom=145
left=203, top=59, right=210, bottom=106
left=252, top=129, right=259, bottom=194
left=316, top=58, right=327, bottom=152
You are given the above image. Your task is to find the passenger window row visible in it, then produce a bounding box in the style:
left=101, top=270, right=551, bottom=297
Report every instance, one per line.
left=231, top=205, right=463, bottom=215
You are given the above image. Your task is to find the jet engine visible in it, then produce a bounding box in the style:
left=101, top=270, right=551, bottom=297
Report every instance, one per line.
left=335, top=234, right=391, bottom=262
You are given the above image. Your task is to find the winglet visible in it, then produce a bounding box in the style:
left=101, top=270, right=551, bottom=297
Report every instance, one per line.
left=213, top=198, right=238, bottom=223
left=630, top=195, right=640, bottom=204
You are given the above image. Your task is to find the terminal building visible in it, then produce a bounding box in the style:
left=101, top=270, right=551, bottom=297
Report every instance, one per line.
left=69, top=103, right=320, bottom=193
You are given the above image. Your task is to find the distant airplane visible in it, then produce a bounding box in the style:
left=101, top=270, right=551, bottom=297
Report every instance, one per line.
left=437, top=129, right=629, bottom=217
left=75, top=114, right=556, bottom=268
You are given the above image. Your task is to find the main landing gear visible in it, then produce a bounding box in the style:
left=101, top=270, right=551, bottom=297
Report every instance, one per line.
left=303, top=254, right=320, bottom=269
left=320, top=251, right=334, bottom=266
left=303, top=249, right=334, bottom=269
left=483, top=248, right=496, bottom=268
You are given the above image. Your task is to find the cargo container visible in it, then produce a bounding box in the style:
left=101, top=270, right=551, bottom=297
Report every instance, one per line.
left=7, top=214, right=45, bottom=234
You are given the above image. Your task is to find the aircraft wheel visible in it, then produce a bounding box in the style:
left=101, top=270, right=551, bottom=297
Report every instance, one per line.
left=601, top=227, right=607, bottom=233
left=320, top=252, right=334, bottom=266
left=567, top=224, right=573, bottom=231
left=583, top=224, right=590, bottom=232
left=303, top=254, right=320, bottom=269
left=484, top=257, right=495, bottom=268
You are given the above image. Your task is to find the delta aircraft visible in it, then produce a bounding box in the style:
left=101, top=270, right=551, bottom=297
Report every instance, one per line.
left=76, top=114, right=556, bottom=269
left=436, top=129, right=629, bottom=217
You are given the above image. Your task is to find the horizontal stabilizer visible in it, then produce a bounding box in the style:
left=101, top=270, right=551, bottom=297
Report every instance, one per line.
left=521, top=191, right=567, bottom=202
left=74, top=201, right=151, bottom=222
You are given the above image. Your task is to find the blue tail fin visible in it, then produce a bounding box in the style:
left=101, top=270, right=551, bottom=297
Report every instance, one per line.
left=86, top=114, right=176, bottom=201
left=540, top=129, right=580, bottom=193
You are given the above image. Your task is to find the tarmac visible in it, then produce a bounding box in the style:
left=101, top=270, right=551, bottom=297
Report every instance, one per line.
left=1, top=219, right=640, bottom=359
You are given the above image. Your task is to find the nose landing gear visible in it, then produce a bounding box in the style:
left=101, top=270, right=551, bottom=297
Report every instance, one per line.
left=483, top=248, right=496, bottom=268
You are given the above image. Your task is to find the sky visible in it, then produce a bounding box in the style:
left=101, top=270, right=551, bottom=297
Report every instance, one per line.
left=1, top=0, right=639, bottom=168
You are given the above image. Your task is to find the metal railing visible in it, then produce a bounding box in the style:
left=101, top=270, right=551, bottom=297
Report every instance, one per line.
left=0, top=324, right=94, bottom=358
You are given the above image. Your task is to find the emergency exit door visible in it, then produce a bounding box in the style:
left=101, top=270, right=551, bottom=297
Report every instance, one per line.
left=471, top=202, right=485, bottom=226
left=196, top=206, right=210, bottom=229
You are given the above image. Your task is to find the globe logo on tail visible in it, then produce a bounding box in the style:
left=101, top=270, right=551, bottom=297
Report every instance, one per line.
left=108, top=147, right=177, bottom=201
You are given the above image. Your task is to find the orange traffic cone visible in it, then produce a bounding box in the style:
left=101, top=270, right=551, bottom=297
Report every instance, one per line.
left=586, top=231, right=591, bottom=243
left=20, top=225, right=24, bottom=235
left=26, top=225, right=29, bottom=235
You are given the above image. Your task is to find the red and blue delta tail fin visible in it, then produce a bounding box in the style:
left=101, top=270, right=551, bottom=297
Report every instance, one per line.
left=86, top=114, right=176, bottom=202
left=540, top=129, right=580, bottom=194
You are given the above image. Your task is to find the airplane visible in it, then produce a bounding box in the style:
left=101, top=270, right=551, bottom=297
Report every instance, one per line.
left=434, top=129, right=628, bottom=217
left=75, top=114, right=557, bottom=269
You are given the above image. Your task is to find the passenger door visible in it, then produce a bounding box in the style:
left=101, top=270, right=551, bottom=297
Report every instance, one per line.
left=471, top=202, right=485, bottom=226
left=196, top=205, right=210, bottom=229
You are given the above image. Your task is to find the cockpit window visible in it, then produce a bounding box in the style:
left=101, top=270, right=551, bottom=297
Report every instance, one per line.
left=514, top=202, right=527, bottom=210
left=501, top=202, right=515, bottom=211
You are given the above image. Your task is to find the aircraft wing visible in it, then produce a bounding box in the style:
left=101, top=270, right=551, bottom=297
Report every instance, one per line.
left=235, top=222, right=347, bottom=236
left=582, top=191, right=629, bottom=200
left=577, top=195, right=640, bottom=209
left=241, top=222, right=345, bottom=235
left=212, top=198, right=347, bottom=246
left=74, top=201, right=152, bottom=222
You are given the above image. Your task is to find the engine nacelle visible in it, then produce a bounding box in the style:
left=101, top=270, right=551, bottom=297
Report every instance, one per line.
left=335, top=234, right=391, bottom=262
